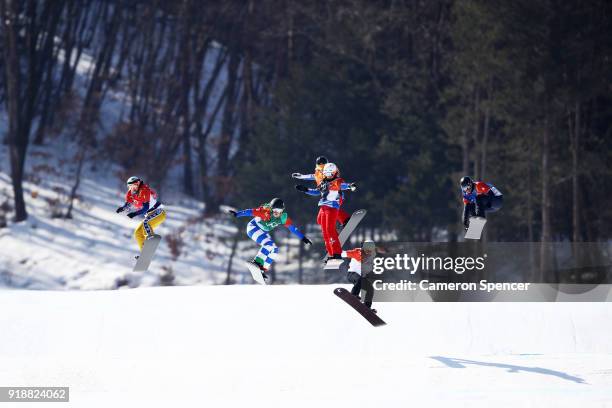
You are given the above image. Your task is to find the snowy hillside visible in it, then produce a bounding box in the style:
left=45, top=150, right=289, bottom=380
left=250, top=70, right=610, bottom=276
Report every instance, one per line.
left=0, top=142, right=265, bottom=289
left=0, top=31, right=232, bottom=289
left=1, top=285, right=611, bottom=407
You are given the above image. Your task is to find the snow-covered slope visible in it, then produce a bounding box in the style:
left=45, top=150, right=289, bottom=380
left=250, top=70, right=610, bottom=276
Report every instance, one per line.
left=0, top=142, right=250, bottom=289
left=1, top=285, right=611, bottom=408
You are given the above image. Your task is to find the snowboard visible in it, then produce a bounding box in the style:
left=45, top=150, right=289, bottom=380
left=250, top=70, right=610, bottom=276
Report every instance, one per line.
left=338, top=209, right=367, bottom=246
left=133, top=234, right=162, bottom=272
left=334, top=287, right=386, bottom=327
left=322, top=209, right=367, bottom=264
left=245, top=261, right=267, bottom=285
left=324, top=258, right=345, bottom=270
left=465, top=216, right=486, bottom=240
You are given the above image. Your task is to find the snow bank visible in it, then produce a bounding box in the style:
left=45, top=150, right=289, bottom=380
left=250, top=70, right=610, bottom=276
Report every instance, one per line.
left=0, top=285, right=611, bottom=407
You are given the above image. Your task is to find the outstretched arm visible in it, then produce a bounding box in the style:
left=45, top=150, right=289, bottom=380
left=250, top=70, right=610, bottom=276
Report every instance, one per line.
left=231, top=209, right=254, bottom=217
left=295, top=185, right=320, bottom=196
left=340, top=182, right=357, bottom=191
left=292, top=173, right=316, bottom=181
left=284, top=218, right=312, bottom=245
left=286, top=224, right=305, bottom=240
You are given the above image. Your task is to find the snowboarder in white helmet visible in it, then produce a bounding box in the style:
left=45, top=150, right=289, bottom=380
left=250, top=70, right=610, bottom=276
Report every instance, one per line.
left=291, top=156, right=352, bottom=227
left=116, top=176, right=167, bottom=261
left=295, top=162, right=357, bottom=262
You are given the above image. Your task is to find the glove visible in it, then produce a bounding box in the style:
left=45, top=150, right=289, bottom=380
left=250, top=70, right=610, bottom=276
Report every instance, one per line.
left=349, top=183, right=357, bottom=192
left=228, top=209, right=238, bottom=217
left=302, top=237, right=312, bottom=246
left=127, top=212, right=137, bottom=219
left=116, top=205, right=125, bottom=213
left=295, top=185, right=309, bottom=193
left=292, top=173, right=303, bottom=179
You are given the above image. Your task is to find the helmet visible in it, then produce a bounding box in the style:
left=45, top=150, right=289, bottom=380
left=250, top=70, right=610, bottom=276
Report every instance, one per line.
left=322, top=163, right=338, bottom=178
left=126, top=176, right=141, bottom=185
left=316, top=156, right=328, bottom=166
left=269, top=198, right=285, bottom=210
left=460, top=176, right=473, bottom=191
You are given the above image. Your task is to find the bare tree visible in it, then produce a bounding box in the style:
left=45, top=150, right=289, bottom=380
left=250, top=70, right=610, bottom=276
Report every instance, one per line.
left=0, top=0, right=65, bottom=221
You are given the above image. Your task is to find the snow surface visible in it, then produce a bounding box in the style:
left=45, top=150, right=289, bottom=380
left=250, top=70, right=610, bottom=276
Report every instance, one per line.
left=1, top=285, right=611, bottom=408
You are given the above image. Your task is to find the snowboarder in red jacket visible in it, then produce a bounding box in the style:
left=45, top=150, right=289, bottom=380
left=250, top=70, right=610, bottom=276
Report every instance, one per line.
left=292, top=156, right=351, bottom=226
left=116, top=176, right=166, bottom=252
left=295, top=162, right=356, bottom=262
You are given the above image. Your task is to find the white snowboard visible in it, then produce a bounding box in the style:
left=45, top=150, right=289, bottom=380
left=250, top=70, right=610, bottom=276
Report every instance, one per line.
left=324, top=259, right=345, bottom=270
left=133, top=234, right=162, bottom=272
left=465, top=217, right=487, bottom=240
left=245, top=261, right=267, bottom=285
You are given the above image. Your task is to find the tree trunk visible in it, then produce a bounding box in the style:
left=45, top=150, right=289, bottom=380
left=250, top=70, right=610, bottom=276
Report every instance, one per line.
left=298, top=237, right=304, bottom=284
left=239, top=47, right=254, bottom=159
left=33, top=49, right=57, bottom=145
left=571, top=101, right=580, bottom=243
left=459, top=113, right=469, bottom=238
left=480, top=79, right=492, bottom=181
left=225, top=229, right=240, bottom=285
left=79, top=1, right=122, bottom=144
left=461, top=125, right=469, bottom=176
left=182, top=131, right=194, bottom=195
left=526, top=133, right=535, bottom=281
left=1, top=0, right=27, bottom=221
left=472, top=86, right=480, bottom=178
left=193, top=45, right=226, bottom=205
left=180, top=2, right=194, bottom=196
left=540, top=115, right=552, bottom=281
left=213, top=49, right=240, bottom=211
left=198, top=86, right=227, bottom=209
left=64, top=149, right=86, bottom=219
